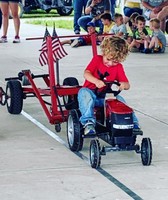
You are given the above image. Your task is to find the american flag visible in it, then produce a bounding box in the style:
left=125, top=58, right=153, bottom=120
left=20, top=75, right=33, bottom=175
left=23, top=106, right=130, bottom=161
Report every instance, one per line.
left=52, top=23, right=67, bottom=62
left=39, top=25, right=67, bottom=66
left=39, top=26, right=51, bottom=66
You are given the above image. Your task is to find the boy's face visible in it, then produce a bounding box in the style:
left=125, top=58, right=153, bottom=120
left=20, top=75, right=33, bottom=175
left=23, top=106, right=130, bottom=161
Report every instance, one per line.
left=87, top=26, right=96, bottom=34
left=101, top=19, right=109, bottom=25
left=149, top=22, right=154, bottom=31
left=103, top=55, right=118, bottom=67
left=115, top=16, right=123, bottom=26
left=137, top=20, right=145, bottom=30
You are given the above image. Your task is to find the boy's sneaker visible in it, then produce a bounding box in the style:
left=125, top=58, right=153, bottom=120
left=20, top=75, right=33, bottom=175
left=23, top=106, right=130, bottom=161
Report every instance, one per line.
left=153, top=47, right=160, bottom=53
left=0, top=36, right=8, bottom=43
left=71, top=39, right=79, bottom=47
left=140, top=48, right=151, bottom=54
left=84, top=121, right=96, bottom=135
left=13, top=36, right=20, bottom=43
left=133, top=124, right=143, bottom=135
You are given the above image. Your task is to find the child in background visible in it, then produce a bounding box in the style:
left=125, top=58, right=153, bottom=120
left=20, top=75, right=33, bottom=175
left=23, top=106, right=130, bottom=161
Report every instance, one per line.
left=100, top=13, right=115, bottom=34
left=143, top=18, right=166, bottom=53
left=61, top=22, right=98, bottom=47
left=125, top=12, right=140, bottom=44
left=129, top=12, right=140, bottom=33
left=78, top=36, right=142, bottom=135
left=109, top=13, right=128, bottom=38
left=98, top=13, right=115, bottom=41
left=128, top=15, right=150, bottom=52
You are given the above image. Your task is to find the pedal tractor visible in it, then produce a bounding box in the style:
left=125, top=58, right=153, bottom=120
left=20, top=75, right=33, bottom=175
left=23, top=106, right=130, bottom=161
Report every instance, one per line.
left=67, top=81, right=152, bottom=168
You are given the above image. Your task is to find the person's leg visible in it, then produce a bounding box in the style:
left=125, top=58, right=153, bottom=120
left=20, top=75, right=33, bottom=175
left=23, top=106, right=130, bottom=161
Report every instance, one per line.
left=123, top=7, right=131, bottom=24
left=157, top=6, right=168, bottom=32
left=149, top=36, right=157, bottom=49
left=110, top=1, right=115, bottom=20
left=0, top=2, right=9, bottom=37
left=0, top=9, right=2, bottom=29
left=78, top=88, right=97, bottom=125
left=78, top=88, right=97, bottom=135
left=73, top=0, right=83, bottom=34
left=61, top=39, right=72, bottom=45
left=78, top=15, right=92, bottom=32
left=9, top=2, right=20, bottom=38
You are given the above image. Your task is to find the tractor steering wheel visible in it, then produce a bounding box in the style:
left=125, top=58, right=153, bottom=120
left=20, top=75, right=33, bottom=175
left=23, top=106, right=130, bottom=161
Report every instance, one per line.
left=96, top=81, right=121, bottom=97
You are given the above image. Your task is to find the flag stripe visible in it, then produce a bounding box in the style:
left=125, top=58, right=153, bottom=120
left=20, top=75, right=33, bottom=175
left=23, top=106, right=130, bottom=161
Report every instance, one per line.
left=39, top=26, right=67, bottom=66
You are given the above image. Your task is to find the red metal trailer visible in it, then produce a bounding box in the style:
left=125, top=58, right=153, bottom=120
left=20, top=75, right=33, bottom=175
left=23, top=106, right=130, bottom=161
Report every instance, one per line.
left=0, top=33, right=98, bottom=132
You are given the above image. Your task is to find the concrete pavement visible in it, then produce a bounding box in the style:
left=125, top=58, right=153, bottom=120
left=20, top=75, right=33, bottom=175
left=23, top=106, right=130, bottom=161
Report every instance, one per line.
left=0, top=19, right=168, bottom=200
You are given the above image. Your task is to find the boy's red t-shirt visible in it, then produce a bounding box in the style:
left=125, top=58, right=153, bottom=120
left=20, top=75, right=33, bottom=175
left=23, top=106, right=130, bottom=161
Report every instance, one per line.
left=83, top=55, right=129, bottom=90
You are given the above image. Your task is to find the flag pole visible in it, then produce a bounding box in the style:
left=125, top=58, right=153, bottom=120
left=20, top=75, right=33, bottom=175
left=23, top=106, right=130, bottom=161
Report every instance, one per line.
left=53, top=22, right=60, bottom=86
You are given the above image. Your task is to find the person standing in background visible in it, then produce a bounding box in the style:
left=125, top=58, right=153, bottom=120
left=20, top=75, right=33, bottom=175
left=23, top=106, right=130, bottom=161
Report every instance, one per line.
left=0, top=0, right=20, bottom=43
left=110, top=0, right=116, bottom=19
left=73, top=0, right=88, bottom=34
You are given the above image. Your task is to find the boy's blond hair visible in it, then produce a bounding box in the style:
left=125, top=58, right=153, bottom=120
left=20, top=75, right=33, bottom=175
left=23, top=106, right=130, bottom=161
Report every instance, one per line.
left=100, top=36, right=128, bottom=62
left=150, top=18, right=160, bottom=29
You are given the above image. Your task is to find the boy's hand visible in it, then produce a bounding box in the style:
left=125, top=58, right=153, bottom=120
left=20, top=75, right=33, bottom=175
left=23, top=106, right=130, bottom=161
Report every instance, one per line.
left=119, top=82, right=129, bottom=90
left=95, top=80, right=106, bottom=88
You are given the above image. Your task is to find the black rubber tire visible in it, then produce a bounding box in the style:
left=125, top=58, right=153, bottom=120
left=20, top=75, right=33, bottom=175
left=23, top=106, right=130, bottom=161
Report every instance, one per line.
left=67, top=109, right=83, bottom=151
left=6, top=80, right=23, bottom=114
left=56, top=7, right=73, bottom=16
left=141, top=138, right=152, bottom=166
left=63, top=77, right=79, bottom=110
left=90, top=139, right=101, bottom=168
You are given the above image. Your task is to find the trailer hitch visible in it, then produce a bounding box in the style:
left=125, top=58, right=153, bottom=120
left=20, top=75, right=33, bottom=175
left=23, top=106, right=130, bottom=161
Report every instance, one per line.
left=0, top=87, right=7, bottom=106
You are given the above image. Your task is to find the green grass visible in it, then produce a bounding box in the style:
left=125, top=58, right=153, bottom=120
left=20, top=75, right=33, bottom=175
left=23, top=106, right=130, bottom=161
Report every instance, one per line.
left=26, top=19, right=73, bottom=29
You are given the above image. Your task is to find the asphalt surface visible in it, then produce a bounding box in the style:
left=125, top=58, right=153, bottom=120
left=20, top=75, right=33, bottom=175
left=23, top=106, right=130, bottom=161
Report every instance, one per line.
left=0, top=18, right=168, bottom=200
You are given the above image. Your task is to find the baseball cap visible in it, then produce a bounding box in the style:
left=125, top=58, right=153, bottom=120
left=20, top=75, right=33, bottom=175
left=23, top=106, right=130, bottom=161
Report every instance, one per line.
left=87, top=22, right=96, bottom=27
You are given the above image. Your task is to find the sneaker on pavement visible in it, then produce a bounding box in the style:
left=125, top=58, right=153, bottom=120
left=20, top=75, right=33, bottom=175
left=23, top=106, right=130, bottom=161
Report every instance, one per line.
left=71, top=39, right=80, bottom=47
left=84, top=121, right=96, bottom=135
left=13, top=36, right=20, bottom=43
left=140, top=48, right=151, bottom=54
left=0, top=36, right=8, bottom=43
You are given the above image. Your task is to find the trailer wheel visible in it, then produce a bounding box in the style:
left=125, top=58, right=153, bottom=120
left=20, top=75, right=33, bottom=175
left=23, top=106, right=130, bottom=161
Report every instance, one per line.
left=63, top=77, right=79, bottom=110
left=141, top=138, right=152, bottom=166
left=67, top=109, right=83, bottom=151
left=6, top=80, right=23, bottom=114
left=90, top=139, right=101, bottom=168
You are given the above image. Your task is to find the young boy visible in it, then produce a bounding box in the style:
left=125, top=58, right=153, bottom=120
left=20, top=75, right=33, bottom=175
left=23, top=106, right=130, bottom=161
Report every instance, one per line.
left=100, top=13, right=115, bottom=34
left=78, top=36, right=141, bottom=135
left=129, top=12, right=140, bottom=34
left=125, top=12, right=140, bottom=44
left=128, top=15, right=150, bottom=52
left=143, top=18, right=166, bottom=53
left=98, top=13, right=115, bottom=41
left=109, top=13, right=128, bottom=38
left=61, top=22, right=97, bottom=48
